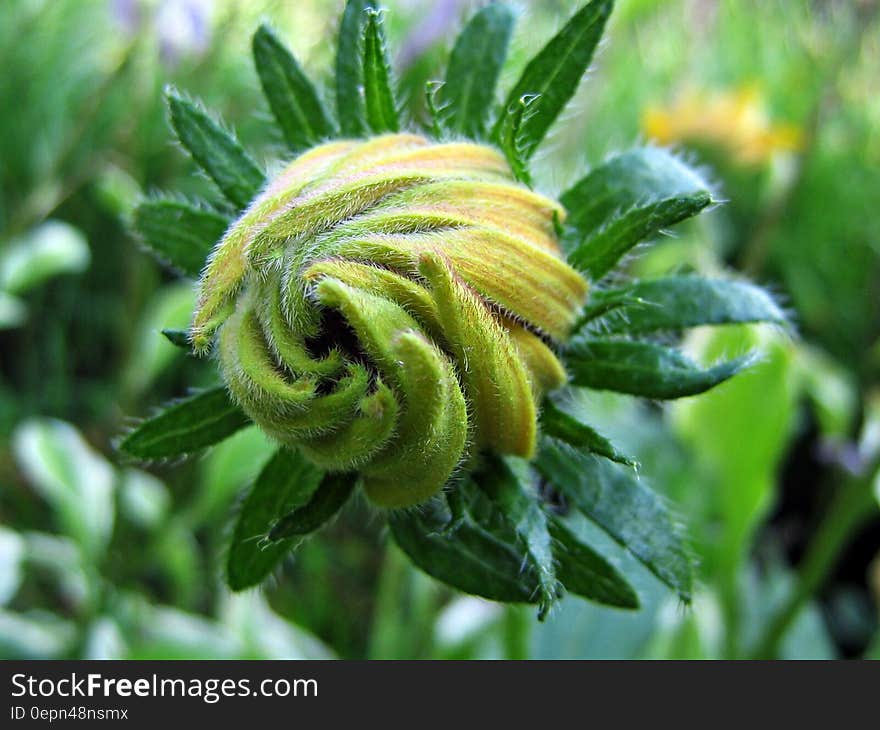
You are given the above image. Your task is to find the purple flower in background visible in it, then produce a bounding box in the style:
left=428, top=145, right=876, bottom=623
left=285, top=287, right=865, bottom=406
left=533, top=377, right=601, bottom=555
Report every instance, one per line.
left=111, top=0, right=142, bottom=35
left=156, top=0, right=212, bottom=65
left=111, top=0, right=213, bottom=66
left=398, top=0, right=467, bottom=68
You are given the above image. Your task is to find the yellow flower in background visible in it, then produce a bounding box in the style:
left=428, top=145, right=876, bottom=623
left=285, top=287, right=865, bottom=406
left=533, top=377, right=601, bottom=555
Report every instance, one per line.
left=643, top=85, right=803, bottom=166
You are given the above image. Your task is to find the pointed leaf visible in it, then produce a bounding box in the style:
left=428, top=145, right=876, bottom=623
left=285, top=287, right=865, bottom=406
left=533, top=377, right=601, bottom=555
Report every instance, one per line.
left=362, top=9, right=399, bottom=134
left=391, top=481, right=638, bottom=608
left=389, top=495, right=537, bottom=603
left=134, top=199, right=228, bottom=278
left=569, top=195, right=711, bottom=282
left=536, top=437, right=692, bottom=601
left=561, top=147, right=712, bottom=279
left=119, top=387, right=250, bottom=459
left=495, top=94, right=535, bottom=185
left=581, top=276, right=788, bottom=335
left=478, top=457, right=558, bottom=615
left=226, top=448, right=323, bottom=591
left=542, top=399, right=637, bottom=467
left=425, top=80, right=444, bottom=138
left=549, top=518, right=639, bottom=608
left=267, top=472, right=357, bottom=541
left=336, top=0, right=376, bottom=136
left=566, top=339, right=752, bottom=399
left=491, top=0, right=613, bottom=158
left=166, top=90, right=265, bottom=209
left=252, top=24, right=335, bottom=150
left=442, top=2, right=515, bottom=138
left=161, top=328, right=191, bottom=349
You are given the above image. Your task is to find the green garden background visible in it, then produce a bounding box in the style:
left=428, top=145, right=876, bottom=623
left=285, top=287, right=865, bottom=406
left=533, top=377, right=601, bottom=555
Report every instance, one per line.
left=1, top=0, right=878, bottom=659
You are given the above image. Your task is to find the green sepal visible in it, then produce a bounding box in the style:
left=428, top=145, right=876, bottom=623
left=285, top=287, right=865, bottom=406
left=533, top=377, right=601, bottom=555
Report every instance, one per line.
left=389, top=493, right=541, bottom=603
left=491, top=0, right=613, bottom=159
left=579, top=276, right=788, bottom=335
left=226, top=448, right=324, bottom=591
left=252, top=24, right=336, bottom=151
left=166, top=89, right=265, bottom=210
left=561, top=147, right=712, bottom=279
left=541, top=399, right=637, bottom=468
left=495, top=93, right=535, bottom=185
left=477, top=456, right=558, bottom=617
left=549, top=518, right=639, bottom=609
left=424, top=80, right=444, bottom=138
left=362, top=8, right=399, bottom=134
left=566, top=338, right=753, bottom=399
left=469, top=463, right=639, bottom=610
left=390, top=480, right=639, bottom=609
left=119, top=387, right=250, bottom=460
left=441, top=2, right=515, bottom=138
left=336, top=0, right=377, bottom=136
left=133, top=198, right=229, bottom=278
left=268, top=472, right=357, bottom=541
left=536, top=436, right=693, bottom=602
left=161, top=328, right=191, bottom=350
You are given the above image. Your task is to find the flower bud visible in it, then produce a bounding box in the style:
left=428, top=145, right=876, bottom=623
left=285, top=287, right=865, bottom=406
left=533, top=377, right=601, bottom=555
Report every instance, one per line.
left=191, top=133, right=588, bottom=507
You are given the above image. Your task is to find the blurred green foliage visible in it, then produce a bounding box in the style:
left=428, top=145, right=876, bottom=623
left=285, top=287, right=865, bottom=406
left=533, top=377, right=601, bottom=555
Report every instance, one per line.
left=1, top=0, right=878, bottom=659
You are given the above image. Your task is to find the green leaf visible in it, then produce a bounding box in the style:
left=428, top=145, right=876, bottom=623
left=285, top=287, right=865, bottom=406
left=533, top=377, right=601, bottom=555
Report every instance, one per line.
left=549, top=518, right=639, bottom=609
left=491, top=0, right=613, bottom=159
left=495, top=93, right=535, bottom=185
left=229, top=467, right=356, bottom=594
left=252, top=24, right=335, bottom=151
left=226, top=448, right=324, bottom=591
left=267, top=472, right=357, bottom=541
left=390, top=497, right=538, bottom=603
left=166, top=90, right=265, bottom=210
left=541, top=399, right=637, bottom=467
left=336, top=0, right=376, bottom=136
left=13, top=419, right=115, bottom=560
left=0, top=221, right=90, bottom=295
left=134, top=199, right=228, bottom=278
left=362, top=8, right=399, bottom=134
left=0, top=528, right=24, bottom=607
left=391, top=481, right=638, bottom=609
left=424, top=80, right=444, bottom=138
left=536, top=437, right=692, bottom=601
left=566, top=339, right=752, bottom=399
left=441, top=2, right=515, bottom=138
left=672, top=326, right=797, bottom=589
left=561, top=147, right=712, bottom=279
left=119, top=387, right=250, bottom=459
left=161, top=328, right=191, bottom=349
left=478, top=457, right=558, bottom=616
left=582, top=276, right=787, bottom=335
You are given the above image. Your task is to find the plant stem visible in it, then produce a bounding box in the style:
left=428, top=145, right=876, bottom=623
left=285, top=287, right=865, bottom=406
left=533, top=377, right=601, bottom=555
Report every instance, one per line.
left=501, top=605, right=531, bottom=660
left=749, top=460, right=878, bottom=659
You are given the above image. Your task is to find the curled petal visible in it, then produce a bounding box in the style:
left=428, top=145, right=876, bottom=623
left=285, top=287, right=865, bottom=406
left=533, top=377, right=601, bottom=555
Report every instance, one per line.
left=195, top=134, right=587, bottom=506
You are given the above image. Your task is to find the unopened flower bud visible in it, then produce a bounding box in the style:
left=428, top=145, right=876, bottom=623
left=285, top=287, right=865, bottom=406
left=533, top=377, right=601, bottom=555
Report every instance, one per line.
left=191, top=133, right=588, bottom=506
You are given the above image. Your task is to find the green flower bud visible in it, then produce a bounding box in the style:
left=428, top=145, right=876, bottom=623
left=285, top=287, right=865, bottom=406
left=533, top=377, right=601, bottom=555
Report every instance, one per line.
left=191, top=133, right=588, bottom=507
